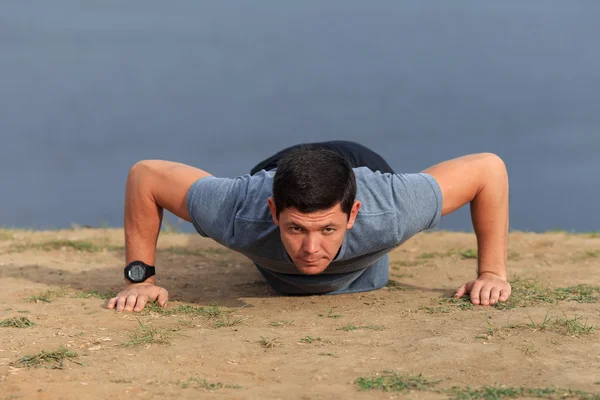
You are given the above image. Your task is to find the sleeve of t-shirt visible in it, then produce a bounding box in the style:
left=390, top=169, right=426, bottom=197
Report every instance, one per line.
left=185, top=176, right=249, bottom=246
left=390, top=173, right=443, bottom=241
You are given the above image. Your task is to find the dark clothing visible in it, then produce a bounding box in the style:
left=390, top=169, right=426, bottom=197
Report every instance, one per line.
left=250, top=140, right=395, bottom=175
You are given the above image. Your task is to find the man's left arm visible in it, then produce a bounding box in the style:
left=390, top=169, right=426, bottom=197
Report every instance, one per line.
left=422, top=153, right=511, bottom=306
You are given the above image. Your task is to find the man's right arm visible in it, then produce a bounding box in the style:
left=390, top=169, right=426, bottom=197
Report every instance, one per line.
left=106, top=160, right=211, bottom=312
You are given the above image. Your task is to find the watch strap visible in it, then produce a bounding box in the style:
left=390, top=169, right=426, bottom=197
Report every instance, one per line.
left=124, top=261, right=156, bottom=282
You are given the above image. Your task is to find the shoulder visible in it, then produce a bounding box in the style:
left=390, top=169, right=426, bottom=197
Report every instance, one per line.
left=352, top=166, right=443, bottom=233
left=354, top=167, right=441, bottom=207
left=189, top=170, right=274, bottom=201
left=186, top=170, right=276, bottom=244
left=353, top=167, right=397, bottom=213
left=238, top=170, right=275, bottom=221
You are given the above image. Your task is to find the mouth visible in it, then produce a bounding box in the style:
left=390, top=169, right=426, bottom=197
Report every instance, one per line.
left=300, top=258, right=322, bottom=266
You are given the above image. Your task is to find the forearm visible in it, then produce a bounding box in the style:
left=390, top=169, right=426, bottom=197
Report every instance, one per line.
left=110, top=160, right=211, bottom=312
left=470, top=156, right=509, bottom=279
left=124, top=162, right=162, bottom=284
left=122, top=160, right=212, bottom=286
left=422, top=153, right=509, bottom=280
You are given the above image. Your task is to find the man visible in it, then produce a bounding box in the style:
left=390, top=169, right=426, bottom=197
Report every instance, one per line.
left=107, top=141, right=511, bottom=313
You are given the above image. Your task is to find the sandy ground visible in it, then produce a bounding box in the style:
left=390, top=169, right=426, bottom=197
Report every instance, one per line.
left=0, top=228, right=599, bottom=400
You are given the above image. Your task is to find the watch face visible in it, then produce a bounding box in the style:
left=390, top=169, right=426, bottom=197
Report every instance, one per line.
left=128, top=264, right=146, bottom=282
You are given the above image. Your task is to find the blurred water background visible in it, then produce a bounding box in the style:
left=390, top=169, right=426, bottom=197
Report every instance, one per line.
left=1, top=1, right=599, bottom=232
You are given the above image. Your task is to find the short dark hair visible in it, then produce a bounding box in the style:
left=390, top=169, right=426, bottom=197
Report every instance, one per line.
left=272, top=146, right=357, bottom=218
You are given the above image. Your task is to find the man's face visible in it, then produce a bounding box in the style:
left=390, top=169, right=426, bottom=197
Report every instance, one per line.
left=267, top=199, right=361, bottom=275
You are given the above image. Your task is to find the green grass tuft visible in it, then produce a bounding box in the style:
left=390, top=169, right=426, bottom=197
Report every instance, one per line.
left=72, top=290, right=118, bottom=300
left=300, top=336, right=322, bottom=344
left=482, top=312, right=594, bottom=338
left=338, top=324, right=385, bottom=331
left=355, top=372, right=439, bottom=392
left=421, top=306, right=451, bottom=314
left=141, top=302, right=246, bottom=328
left=13, top=346, right=80, bottom=369
left=390, top=260, right=427, bottom=268
left=318, top=308, right=343, bottom=318
left=27, top=289, right=67, bottom=303
left=416, top=249, right=493, bottom=261
left=460, top=249, right=477, bottom=259
left=355, top=372, right=600, bottom=399
left=142, top=302, right=230, bottom=317
left=110, top=378, right=133, bottom=384
left=560, top=314, right=594, bottom=336
left=28, top=289, right=119, bottom=303
left=0, top=317, right=35, bottom=328
left=270, top=320, right=294, bottom=327
left=555, top=285, right=600, bottom=303
left=123, top=320, right=177, bottom=346
left=441, top=278, right=599, bottom=311
left=174, top=376, right=242, bottom=390
left=418, top=251, right=454, bottom=259
left=213, top=314, right=246, bottom=328
left=439, top=297, right=474, bottom=311
left=449, top=385, right=600, bottom=399
left=318, top=352, right=338, bottom=357
left=495, top=277, right=560, bottom=310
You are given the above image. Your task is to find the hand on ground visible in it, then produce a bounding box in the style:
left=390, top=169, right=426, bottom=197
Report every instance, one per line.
left=454, top=273, right=511, bottom=306
left=106, top=283, right=168, bottom=312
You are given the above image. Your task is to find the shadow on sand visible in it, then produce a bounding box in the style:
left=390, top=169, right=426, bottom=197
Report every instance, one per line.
left=2, top=247, right=454, bottom=308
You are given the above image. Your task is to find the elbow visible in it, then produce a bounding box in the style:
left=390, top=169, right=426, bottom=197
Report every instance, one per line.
left=478, top=153, right=509, bottom=197
left=479, top=153, right=508, bottom=179
left=128, top=159, right=161, bottom=177
left=127, top=160, right=159, bottom=189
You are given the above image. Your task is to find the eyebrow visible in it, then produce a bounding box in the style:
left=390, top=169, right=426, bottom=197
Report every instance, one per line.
left=287, top=221, right=337, bottom=230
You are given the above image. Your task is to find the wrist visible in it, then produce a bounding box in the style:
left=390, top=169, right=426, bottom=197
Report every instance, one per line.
left=125, top=277, right=156, bottom=286
left=478, top=271, right=506, bottom=280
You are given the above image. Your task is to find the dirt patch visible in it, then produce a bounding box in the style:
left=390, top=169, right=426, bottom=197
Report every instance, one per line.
left=0, top=228, right=599, bottom=399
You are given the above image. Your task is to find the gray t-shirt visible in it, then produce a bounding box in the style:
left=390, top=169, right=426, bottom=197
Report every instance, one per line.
left=186, top=167, right=443, bottom=295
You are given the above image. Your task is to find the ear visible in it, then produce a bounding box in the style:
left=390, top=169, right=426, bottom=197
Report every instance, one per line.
left=346, top=200, right=361, bottom=229
left=267, top=197, right=279, bottom=226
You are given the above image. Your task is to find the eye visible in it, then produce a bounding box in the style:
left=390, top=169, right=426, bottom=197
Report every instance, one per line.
left=290, top=226, right=303, bottom=232
left=323, top=227, right=336, bottom=234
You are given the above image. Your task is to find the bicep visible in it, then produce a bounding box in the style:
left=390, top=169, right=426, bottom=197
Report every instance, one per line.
left=421, top=153, right=503, bottom=216
left=134, top=160, right=212, bottom=222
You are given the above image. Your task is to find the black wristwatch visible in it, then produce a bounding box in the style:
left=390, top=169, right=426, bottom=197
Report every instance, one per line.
left=124, top=261, right=156, bottom=283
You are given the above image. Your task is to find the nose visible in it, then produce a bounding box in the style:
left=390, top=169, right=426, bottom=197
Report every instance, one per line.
left=302, top=233, right=320, bottom=255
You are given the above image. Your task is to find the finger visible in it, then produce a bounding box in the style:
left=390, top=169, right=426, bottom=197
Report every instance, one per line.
left=134, top=296, right=148, bottom=312
left=157, top=288, right=169, bottom=307
left=124, top=295, right=138, bottom=312
left=107, top=297, right=118, bottom=309
left=499, top=287, right=511, bottom=302
left=116, top=296, right=127, bottom=312
left=489, top=287, right=500, bottom=305
left=479, top=285, right=492, bottom=306
left=469, top=281, right=484, bottom=305
left=454, top=284, right=467, bottom=298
